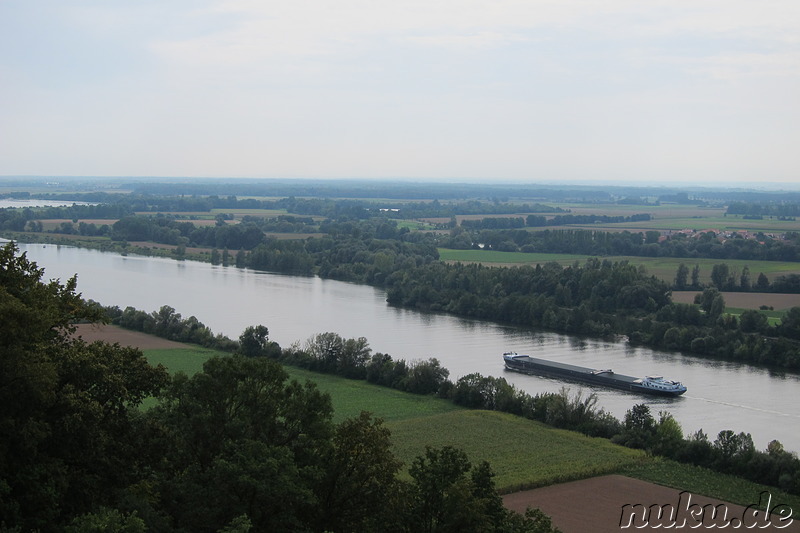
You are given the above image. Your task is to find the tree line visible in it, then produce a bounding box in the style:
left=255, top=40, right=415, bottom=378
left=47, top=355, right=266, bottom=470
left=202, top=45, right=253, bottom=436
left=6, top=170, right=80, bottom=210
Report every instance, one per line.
left=1, top=242, right=562, bottom=532
left=727, top=201, right=800, bottom=218
left=454, top=213, right=652, bottom=231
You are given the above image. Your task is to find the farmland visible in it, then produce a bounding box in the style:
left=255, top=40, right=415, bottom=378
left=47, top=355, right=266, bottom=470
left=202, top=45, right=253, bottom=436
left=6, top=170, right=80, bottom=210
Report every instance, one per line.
left=438, top=248, right=800, bottom=289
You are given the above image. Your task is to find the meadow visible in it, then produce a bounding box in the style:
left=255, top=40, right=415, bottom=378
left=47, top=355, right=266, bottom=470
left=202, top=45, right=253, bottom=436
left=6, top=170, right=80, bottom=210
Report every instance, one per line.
left=438, top=248, right=800, bottom=289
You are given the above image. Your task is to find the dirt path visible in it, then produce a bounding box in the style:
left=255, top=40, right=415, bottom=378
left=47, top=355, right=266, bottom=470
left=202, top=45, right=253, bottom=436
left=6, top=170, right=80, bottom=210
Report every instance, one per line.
left=503, top=475, right=798, bottom=532
left=672, top=290, right=800, bottom=310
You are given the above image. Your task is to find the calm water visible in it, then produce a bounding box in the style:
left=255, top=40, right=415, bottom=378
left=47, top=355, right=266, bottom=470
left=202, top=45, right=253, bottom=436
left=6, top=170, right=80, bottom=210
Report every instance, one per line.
left=13, top=242, right=800, bottom=452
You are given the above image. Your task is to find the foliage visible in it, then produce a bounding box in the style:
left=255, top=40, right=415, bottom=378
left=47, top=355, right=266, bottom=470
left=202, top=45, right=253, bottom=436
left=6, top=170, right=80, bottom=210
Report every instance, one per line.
left=238, top=325, right=281, bottom=358
left=403, top=446, right=505, bottom=532
left=104, top=303, right=239, bottom=351
left=65, top=508, right=146, bottom=533
left=0, top=242, right=170, bottom=530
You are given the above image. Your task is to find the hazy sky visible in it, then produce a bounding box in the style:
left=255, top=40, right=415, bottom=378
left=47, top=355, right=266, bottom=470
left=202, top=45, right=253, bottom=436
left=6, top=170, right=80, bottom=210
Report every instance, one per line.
left=1, top=1, right=798, bottom=185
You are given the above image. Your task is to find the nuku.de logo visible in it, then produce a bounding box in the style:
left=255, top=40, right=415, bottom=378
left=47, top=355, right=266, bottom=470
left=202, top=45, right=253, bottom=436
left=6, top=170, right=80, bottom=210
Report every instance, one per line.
left=619, top=491, right=794, bottom=529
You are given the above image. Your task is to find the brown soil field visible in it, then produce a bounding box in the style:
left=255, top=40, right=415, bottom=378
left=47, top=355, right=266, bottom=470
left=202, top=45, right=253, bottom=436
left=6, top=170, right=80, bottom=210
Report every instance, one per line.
left=126, top=241, right=211, bottom=255
left=39, top=219, right=118, bottom=225
left=72, top=323, right=188, bottom=350
left=672, top=291, right=800, bottom=310
left=263, top=232, right=324, bottom=240
left=503, top=475, right=799, bottom=532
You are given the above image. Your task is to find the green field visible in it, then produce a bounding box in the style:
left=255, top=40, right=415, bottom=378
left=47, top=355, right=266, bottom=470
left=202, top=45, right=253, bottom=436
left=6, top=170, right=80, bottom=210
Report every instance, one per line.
left=439, top=248, right=587, bottom=265
left=141, top=347, right=222, bottom=376
left=726, top=307, right=786, bottom=326
left=210, top=208, right=289, bottom=217
left=438, top=248, right=800, bottom=285
left=621, top=459, right=800, bottom=510
left=140, top=346, right=800, bottom=506
left=387, top=409, right=645, bottom=491
left=544, top=203, right=800, bottom=232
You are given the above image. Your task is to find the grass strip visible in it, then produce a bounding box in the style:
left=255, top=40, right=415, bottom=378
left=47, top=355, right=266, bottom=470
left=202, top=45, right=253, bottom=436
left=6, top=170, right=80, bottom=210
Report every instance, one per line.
left=619, top=459, right=800, bottom=511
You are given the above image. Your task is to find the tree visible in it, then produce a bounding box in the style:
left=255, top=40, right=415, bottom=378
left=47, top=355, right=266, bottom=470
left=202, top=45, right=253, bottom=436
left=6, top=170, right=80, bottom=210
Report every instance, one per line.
left=674, top=263, right=689, bottom=290
left=0, top=242, right=170, bottom=530
left=740, top=265, right=751, bottom=292
left=305, top=331, right=345, bottom=371
left=695, top=287, right=725, bottom=320
left=652, top=412, right=684, bottom=457
left=149, top=355, right=334, bottom=532
left=404, top=358, right=450, bottom=395
left=65, top=508, right=146, bottom=533
left=314, top=412, right=402, bottom=532
left=401, top=446, right=556, bottom=533
left=739, top=310, right=768, bottom=333
left=338, top=336, right=372, bottom=378
left=709, top=293, right=726, bottom=320
left=691, top=264, right=701, bottom=289
left=235, top=248, right=246, bottom=268
left=778, top=307, right=800, bottom=340
left=238, top=324, right=281, bottom=358
left=713, top=430, right=755, bottom=467
left=710, top=263, right=730, bottom=290
left=614, top=404, right=656, bottom=450
left=405, top=446, right=492, bottom=532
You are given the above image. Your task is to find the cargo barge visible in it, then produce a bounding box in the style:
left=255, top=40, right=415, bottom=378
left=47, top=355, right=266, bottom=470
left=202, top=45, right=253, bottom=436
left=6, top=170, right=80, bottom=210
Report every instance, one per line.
left=503, top=352, right=687, bottom=397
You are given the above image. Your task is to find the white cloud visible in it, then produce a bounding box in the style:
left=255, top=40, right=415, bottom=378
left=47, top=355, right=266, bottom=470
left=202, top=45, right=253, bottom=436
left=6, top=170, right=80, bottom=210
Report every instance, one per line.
left=1, top=0, right=798, bottom=182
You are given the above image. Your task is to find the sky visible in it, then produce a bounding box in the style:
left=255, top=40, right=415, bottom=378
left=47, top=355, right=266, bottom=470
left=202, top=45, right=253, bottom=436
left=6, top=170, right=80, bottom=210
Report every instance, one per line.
left=1, top=1, right=799, bottom=186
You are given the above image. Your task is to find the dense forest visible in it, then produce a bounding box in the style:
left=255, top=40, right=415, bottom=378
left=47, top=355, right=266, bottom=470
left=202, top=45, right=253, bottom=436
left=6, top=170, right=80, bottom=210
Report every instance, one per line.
left=0, top=242, right=561, bottom=532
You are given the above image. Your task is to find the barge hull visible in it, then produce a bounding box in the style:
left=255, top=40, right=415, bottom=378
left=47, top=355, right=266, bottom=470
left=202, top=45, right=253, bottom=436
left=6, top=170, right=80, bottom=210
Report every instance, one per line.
left=503, top=354, right=685, bottom=397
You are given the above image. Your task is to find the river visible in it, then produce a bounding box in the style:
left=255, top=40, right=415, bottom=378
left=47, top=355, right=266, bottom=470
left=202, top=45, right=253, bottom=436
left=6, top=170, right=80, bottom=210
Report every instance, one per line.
left=11, top=241, right=800, bottom=452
